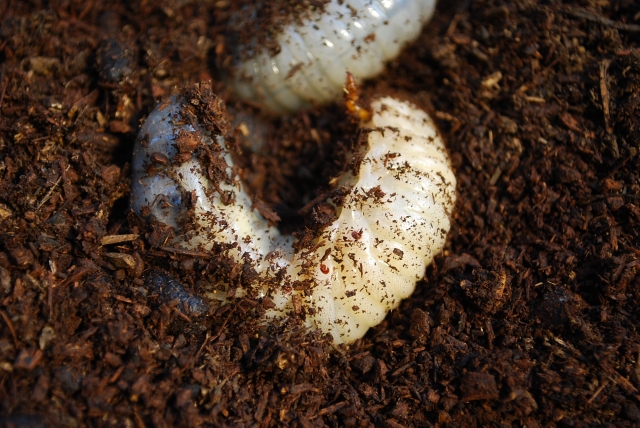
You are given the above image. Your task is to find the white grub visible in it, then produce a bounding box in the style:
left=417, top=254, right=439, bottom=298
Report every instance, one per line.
left=231, top=0, right=437, bottom=113
left=132, top=89, right=456, bottom=345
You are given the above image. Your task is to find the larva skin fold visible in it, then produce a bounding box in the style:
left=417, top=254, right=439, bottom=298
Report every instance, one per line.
left=131, top=86, right=456, bottom=345
left=231, top=0, right=437, bottom=113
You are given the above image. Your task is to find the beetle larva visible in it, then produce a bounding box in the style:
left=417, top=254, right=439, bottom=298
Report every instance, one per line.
left=131, top=84, right=455, bottom=344
left=230, top=0, right=437, bottom=113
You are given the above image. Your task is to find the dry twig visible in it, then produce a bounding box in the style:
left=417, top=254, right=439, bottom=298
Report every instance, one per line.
left=565, top=9, right=640, bottom=32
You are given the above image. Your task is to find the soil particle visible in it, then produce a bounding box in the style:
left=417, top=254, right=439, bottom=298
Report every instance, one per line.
left=460, top=371, right=499, bottom=402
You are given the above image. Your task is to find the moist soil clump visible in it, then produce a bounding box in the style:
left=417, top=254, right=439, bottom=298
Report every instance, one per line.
left=1, top=0, right=640, bottom=426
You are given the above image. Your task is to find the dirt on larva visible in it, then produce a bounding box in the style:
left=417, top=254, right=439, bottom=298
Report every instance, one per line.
left=1, top=0, right=640, bottom=427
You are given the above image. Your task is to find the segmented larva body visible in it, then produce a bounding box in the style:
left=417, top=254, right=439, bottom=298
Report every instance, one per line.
left=131, top=94, right=291, bottom=274
left=231, top=0, right=436, bottom=113
left=132, top=90, right=456, bottom=344
left=289, top=97, right=455, bottom=342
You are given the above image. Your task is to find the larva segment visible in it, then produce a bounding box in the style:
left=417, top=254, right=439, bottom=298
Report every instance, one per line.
left=131, top=89, right=455, bottom=345
left=231, top=0, right=437, bottom=113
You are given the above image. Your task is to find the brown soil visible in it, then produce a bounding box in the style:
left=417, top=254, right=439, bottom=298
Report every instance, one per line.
left=2, top=0, right=640, bottom=427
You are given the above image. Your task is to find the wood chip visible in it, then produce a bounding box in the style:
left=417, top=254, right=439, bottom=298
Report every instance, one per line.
left=0, top=203, right=13, bottom=219
left=105, top=252, right=136, bottom=269
left=599, top=59, right=612, bottom=134
left=100, top=234, right=140, bottom=245
left=114, top=295, right=133, bottom=304
left=525, top=96, right=546, bottom=103
left=316, top=402, right=347, bottom=417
